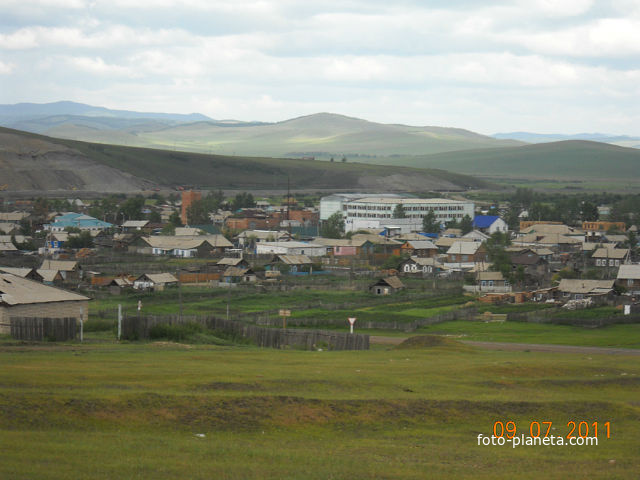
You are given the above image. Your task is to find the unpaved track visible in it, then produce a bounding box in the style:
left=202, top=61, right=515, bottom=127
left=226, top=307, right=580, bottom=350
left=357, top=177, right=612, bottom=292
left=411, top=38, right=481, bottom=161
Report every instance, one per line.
left=370, top=336, right=640, bottom=355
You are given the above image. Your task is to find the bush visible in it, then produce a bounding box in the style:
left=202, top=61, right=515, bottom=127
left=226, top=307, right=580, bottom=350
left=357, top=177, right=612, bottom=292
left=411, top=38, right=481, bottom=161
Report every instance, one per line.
left=149, top=322, right=204, bottom=342
left=84, top=319, right=116, bottom=332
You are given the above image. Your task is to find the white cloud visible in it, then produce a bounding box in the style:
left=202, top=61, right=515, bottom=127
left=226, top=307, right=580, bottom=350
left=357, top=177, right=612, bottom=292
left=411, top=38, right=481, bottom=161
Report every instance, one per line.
left=0, top=60, right=15, bottom=74
left=0, top=1, right=639, bottom=134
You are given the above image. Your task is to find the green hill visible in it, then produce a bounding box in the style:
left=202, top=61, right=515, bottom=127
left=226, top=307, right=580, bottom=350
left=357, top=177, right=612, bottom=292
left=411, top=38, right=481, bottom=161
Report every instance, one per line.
left=34, top=112, right=521, bottom=157
left=0, top=127, right=489, bottom=192
left=391, top=140, right=640, bottom=181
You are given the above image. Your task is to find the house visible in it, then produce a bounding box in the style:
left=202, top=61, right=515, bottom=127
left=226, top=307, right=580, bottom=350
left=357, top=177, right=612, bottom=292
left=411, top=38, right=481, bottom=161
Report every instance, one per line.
left=216, top=257, right=250, bottom=269
left=121, top=220, right=150, bottom=233
left=236, top=230, right=292, bottom=248
left=509, top=250, right=550, bottom=277
left=0, top=267, right=44, bottom=283
left=107, top=277, right=134, bottom=295
left=616, top=264, right=640, bottom=295
left=0, top=238, right=18, bottom=254
left=349, top=234, right=402, bottom=256
left=591, top=248, right=629, bottom=268
left=462, top=230, right=490, bottom=242
left=582, top=221, right=626, bottom=234
left=473, top=215, right=508, bottom=234
left=222, top=267, right=257, bottom=283
left=141, top=235, right=232, bottom=257
left=446, top=241, right=488, bottom=267
left=369, top=276, right=405, bottom=295
left=400, top=240, right=439, bottom=258
left=40, top=260, right=81, bottom=281
left=472, top=271, right=512, bottom=293
left=37, top=269, right=64, bottom=286
left=133, top=273, right=178, bottom=290
left=556, top=279, right=615, bottom=303
left=435, top=236, right=475, bottom=252
left=398, top=256, right=441, bottom=275
left=45, top=213, right=113, bottom=232
left=313, top=237, right=375, bottom=256
left=255, top=241, right=326, bottom=257
left=174, top=227, right=205, bottom=236
left=266, top=255, right=314, bottom=274
left=0, top=212, right=29, bottom=223
left=0, top=273, right=89, bottom=334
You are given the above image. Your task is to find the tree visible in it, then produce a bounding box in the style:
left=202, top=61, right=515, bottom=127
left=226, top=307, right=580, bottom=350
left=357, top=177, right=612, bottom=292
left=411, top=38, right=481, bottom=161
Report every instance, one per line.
left=581, top=201, right=599, bottom=222
left=486, top=231, right=513, bottom=279
left=168, top=211, right=182, bottom=228
left=148, top=210, right=161, bottom=223
left=422, top=210, right=440, bottom=233
left=66, top=231, right=94, bottom=249
left=231, top=192, right=255, bottom=211
left=320, top=212, right=344, bottom=239
left=459, top=215, right=473, bottom=234
left=393, top=204, right=406, bottom=219
left=118, top=196, right=146, bottom=222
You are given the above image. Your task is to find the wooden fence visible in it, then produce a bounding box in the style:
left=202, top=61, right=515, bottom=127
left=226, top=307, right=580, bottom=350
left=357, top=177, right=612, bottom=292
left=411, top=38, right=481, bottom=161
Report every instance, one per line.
left=242, top=307, right=479, bottom=332
left=121, top=314, right=369, bottom=350
left=507, top=310, right=640, bottom=327
left=9, top=317, right=77, bottom=341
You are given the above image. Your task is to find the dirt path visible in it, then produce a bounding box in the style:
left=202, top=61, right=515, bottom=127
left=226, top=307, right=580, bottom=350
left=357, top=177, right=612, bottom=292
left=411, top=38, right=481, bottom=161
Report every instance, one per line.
left=370, top=336, right=640, bottom=355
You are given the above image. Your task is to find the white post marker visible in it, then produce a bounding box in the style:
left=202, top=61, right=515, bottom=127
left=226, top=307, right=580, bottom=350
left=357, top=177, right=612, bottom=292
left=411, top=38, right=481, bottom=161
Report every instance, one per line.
left=348, top=317, right=357, bottom=334
left=138, top=300, right=142, bottom=312
left=79, top=307, right=84, bottom=343
left=117, top=304, right=122, bottom=340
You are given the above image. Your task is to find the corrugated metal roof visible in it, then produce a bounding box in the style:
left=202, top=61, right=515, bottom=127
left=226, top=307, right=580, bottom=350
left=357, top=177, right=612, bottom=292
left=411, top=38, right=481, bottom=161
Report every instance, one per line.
left=277, top=255, right=313, bottom=265
left=144, top=235, right=232, bottom=249
left=558, top=279, right=614, bottom=294
left=136, top=273, right=178, bottom=284
left=446, top=241, right=481, bottom=255
left=617, top=264, right=640, bottom=280
left=592, top=248, right=628, bottom=259
left=0, top=273, right=89, bottom=305
left=122, top=220, right=149, bottom=228
left=37, top=269, right=62, bottom=282
left=40, top=260, right=78, bottom=271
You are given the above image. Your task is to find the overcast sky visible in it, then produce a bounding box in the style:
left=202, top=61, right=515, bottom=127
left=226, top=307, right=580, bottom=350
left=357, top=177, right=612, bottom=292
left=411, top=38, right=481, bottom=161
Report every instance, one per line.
left=1, top=0, right=639, bottom=135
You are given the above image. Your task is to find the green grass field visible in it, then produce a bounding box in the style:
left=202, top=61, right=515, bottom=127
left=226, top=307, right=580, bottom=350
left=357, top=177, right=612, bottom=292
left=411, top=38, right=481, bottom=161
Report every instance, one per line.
left=0, top=341, right=638, bottom=479
left=88, top=287, right=640, bottom=349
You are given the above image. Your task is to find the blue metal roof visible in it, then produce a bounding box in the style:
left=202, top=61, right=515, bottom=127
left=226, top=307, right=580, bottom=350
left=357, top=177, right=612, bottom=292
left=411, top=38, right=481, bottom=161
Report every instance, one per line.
left=473, top=215, right=500, bottom=228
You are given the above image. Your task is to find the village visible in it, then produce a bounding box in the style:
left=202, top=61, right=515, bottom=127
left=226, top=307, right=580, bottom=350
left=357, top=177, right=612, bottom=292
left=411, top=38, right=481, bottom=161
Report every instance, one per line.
left=1, top=189, right=639, bottom=344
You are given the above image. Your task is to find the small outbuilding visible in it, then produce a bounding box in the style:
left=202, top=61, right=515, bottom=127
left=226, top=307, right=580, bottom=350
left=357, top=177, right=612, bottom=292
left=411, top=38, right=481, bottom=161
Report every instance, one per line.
left=369, top=276, right=405, bottom=295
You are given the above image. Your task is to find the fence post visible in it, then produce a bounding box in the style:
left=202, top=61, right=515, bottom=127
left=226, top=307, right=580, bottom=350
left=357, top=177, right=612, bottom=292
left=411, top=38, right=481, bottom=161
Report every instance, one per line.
left=117, top=304, right=122, bottom=340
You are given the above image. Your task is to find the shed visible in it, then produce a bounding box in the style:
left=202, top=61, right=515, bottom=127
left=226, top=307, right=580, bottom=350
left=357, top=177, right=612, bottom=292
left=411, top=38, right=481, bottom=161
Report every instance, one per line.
left=369, top=276, right=405, bottom=295
left=0, top=273, right=89, bottom=334
left=133, top=273, right=179, bottom=290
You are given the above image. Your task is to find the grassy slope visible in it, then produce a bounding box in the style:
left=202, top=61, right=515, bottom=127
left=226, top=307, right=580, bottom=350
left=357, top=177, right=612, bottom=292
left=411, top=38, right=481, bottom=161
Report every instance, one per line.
left=0, top=343, right=638, bottom=479
left=384, top=140, right=640, bottom=180
left=0, top=126, right=488, bottom=190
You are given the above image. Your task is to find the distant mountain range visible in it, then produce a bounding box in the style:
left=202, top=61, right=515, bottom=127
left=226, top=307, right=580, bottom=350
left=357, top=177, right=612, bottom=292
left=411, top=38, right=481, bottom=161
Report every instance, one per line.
left=493, top=132, right=640, bottom=149
left=0, top=126, right=487, bottom=193
left=2, top=101, right=640, bottom=191
left=0, top=101, right=521, bottom=157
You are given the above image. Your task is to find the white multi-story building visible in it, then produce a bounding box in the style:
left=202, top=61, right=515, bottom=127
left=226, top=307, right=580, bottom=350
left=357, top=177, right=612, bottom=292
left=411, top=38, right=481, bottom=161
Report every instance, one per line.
left=319, top=193, right=402, bottom=221
left=341, top=197, right=474, bottom=232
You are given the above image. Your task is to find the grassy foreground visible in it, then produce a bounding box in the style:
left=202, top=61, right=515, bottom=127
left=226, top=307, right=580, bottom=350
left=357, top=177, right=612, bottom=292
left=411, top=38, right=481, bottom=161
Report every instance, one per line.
left=1, top=342, right=639, bottom=479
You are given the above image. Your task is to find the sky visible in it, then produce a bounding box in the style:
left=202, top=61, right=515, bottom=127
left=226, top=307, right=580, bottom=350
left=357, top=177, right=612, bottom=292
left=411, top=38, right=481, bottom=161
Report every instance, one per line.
left=1, top=0, right=639, bottom=135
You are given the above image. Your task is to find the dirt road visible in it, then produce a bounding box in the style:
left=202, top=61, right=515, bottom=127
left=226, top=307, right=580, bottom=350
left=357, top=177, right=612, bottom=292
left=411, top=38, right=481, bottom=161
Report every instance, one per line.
left=370, top=336, right=640, bottom=355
